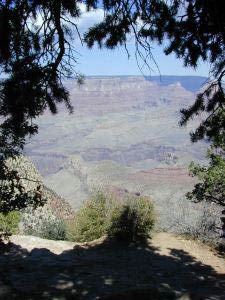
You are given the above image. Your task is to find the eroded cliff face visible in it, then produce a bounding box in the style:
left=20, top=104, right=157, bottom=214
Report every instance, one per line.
left=70, top=76, right=156, bottom=93
left=25, top=76, right=207, bottom=208
left=65, top=76, right=193, bottom=116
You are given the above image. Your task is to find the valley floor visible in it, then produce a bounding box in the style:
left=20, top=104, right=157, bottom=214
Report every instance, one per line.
left=0, top=233, right=224, bottom=300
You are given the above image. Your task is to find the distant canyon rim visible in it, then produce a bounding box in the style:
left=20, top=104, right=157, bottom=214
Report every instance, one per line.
left=25, top=76, right=207, bottom=209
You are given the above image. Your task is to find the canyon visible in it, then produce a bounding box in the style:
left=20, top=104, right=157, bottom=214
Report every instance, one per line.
left=25, top=76, right=207, bottom=208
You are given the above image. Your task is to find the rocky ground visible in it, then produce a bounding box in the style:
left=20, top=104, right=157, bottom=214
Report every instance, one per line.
left=0, top=233, right=224, bottom=300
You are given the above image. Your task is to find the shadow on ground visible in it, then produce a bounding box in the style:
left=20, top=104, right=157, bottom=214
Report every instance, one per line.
left=0, top=238, right=224, bottom=300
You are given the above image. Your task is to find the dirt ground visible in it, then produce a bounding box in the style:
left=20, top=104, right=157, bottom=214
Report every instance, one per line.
left=151, top=232, right=225, bottom=274
left=0, top=232, right=224, bottom=300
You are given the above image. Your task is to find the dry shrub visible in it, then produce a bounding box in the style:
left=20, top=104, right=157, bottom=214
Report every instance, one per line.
left=20, top=205, right=67, bottom=241
left=154, top=193, right=221, bottom=248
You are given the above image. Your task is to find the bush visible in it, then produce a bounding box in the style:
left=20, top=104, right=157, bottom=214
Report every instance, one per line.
left=154, top=194, right=221, bottom=248
left=108, top=197, right=155, bottom=243
left=67, top=192, right=155, bottom=243
left=0, top=211, right=20, bottom=239
left=20, top=205, right=67, bottom=241
left=37, top=219, right=67, bottom=241
left=66, top=192, right=113, bottom=242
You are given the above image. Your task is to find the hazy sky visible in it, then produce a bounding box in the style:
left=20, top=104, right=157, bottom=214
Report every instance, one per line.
left=73, top=5, right=210, bottom=77
left=76, top=44, right=210, bottom=77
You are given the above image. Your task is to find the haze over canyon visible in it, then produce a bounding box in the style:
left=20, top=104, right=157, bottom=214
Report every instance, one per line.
left=25, top=76, right=207, bottom=208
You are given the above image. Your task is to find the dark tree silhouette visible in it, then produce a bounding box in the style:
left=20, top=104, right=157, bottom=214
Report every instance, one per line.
left=0, top=0, right=83, bottom=150
left=0, top=0, right=85, bottom=213
left=0, top=0, right=225, bottom=213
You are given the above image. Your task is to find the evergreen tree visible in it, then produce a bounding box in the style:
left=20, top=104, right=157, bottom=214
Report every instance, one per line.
left=187, top=148, right=225, bottom=207
left=0, top=0, right=224, bottom=213
left=187, top=109, right=225, bottom=207
left=0, top=0, right=85, bottom=213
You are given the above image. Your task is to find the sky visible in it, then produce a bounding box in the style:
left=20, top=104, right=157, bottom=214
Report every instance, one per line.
left=76, top=44, right=210, bottom=77
left=72, top=4, right=210, bottom=77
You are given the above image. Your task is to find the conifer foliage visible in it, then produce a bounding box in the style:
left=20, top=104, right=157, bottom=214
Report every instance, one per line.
left=0, top=1, right=224, bottom=213
left=0, top=0, right=84, bottom=213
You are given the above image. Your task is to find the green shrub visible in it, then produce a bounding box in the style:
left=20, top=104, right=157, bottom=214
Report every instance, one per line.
left=67, top=192, right=113, bottom=242
left=38, top=219, right=67, bottom=241
left=67, top=192, right=155, bottom=243
left=0, top=211, right=20, bottom=239
left=108, top=197, right=155, bottom=243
